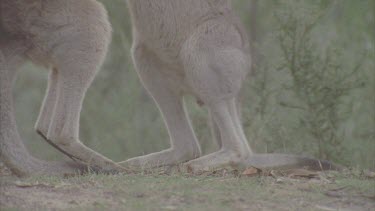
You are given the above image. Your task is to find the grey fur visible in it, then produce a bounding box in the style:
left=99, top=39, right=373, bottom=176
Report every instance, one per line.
left=0, top=0, right=125, bottom=177
left=120, top=0, right=340, bottom=172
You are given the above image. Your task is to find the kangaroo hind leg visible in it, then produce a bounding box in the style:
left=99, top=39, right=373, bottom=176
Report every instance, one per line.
left=33, top=68, right=75, bottom=159
left=0, top=46, right=88, bottom=177
left=182, top=44, right=252, bottom=173
left=119, top=45, right=201, bottom=170
left=39, top=48, right=125, bottom=172
left=35, top=68, right=58, bottom=137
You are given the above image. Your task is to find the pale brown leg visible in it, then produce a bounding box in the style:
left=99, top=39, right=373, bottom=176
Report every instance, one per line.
left=119, top=46, right=201, bottom=169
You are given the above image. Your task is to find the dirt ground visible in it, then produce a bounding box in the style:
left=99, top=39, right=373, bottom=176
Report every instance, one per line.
left=0, top=164, right=374, bottom=211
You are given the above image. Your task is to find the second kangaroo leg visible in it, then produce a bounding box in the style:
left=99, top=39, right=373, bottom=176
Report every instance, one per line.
left=209, top=110, right=222, bottom=149
left=186, top=99, right=252, bottom=172
left=42, top=55, right=123, bottom=171
left=209, top=100, right=246, bottom=150
left=35, top=69, right=80, bottom=161
left=34, top=68, right=88, bottom=162
left=33, top=4, right=126, bottom=171
left=182, top=39, right=253, bottom=172
left=0, top=45, right=87, bottom=177
left=35, top=68, right=58, bottom=136
left=119, top=46, right=201, bottom=169
left=33, top=67, right=87, bottom=162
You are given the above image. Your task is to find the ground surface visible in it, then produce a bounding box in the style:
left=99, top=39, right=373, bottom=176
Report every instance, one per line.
left=0, top=164, right=374, bottom=211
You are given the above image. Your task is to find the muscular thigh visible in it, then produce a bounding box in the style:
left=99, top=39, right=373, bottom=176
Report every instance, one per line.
left=180, top=21, right=251, bottom=104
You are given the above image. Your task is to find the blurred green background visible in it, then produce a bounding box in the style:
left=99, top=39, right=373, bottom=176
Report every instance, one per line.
left=13, top=0, right=374, bottom=169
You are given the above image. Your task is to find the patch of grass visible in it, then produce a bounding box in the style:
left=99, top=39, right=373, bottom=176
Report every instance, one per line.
left=1, top=170, right=374, bottom=210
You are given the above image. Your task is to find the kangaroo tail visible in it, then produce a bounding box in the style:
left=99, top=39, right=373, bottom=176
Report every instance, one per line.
left=241, top=153, right=343, bottom=171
